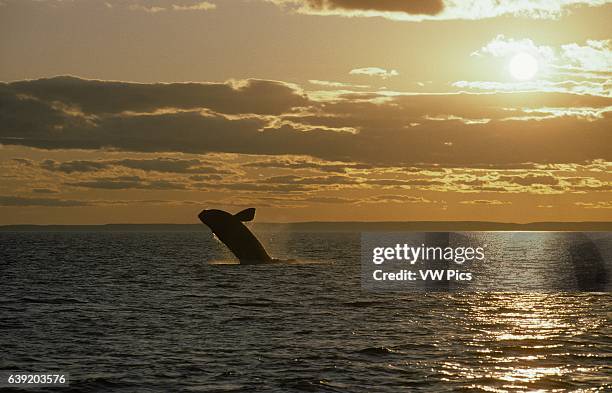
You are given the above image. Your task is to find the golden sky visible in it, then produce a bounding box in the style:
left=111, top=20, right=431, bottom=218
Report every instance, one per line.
left=0, top=0, right=611, bottom=224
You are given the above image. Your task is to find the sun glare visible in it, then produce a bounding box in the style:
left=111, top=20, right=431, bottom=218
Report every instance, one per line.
left=509, top=52, right=539, bottom=80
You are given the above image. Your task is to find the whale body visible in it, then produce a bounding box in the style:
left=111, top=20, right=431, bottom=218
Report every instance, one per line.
left=198, top=208, right=272, bottom=264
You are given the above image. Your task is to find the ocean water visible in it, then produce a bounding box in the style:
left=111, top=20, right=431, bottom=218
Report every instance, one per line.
left=1, top=229, right=610, bottom=392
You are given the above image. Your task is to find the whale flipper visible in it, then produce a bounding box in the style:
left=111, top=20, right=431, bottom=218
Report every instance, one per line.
left=234, top=208, right=256, bottom=222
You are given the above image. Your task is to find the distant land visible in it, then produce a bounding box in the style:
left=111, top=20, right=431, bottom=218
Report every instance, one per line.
left=0, top=222, right=611, bottom=232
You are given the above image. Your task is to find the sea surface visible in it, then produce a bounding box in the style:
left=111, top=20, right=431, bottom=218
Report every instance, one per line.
left=1, top=228, right=611, bottom=392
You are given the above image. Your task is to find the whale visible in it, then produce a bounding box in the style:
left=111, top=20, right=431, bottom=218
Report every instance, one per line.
left=198, top=208, right=273, bottom=264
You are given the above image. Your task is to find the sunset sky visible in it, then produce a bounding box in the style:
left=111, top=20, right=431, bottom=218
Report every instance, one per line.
left=0, top=0, right=610, bottom=224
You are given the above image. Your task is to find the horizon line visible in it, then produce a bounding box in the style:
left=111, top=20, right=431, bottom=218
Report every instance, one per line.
left=1, top=220, right=610, bottom=227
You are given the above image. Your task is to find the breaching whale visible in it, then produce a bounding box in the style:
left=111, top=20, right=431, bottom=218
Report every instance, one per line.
left=198, top=208, right=273, bottom=264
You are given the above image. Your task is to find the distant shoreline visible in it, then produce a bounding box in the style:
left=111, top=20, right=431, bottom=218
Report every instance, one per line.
left=1, top=222, right=611, bottom=232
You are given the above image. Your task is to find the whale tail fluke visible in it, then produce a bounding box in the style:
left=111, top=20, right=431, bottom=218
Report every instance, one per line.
left=234, top=208, right=256, bottom=222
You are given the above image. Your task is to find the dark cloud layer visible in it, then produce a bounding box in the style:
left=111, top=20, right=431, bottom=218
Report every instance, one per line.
left=35, top=158, right=232, bottom=175
left=301, top=0, right=444, bottom=15
left=6, top=155, right=610, bottom=197
left=41, top=159, right=110, bottom=173
left=7, top=76, right=306, bottom=115
left=65, top=176, right=186, bottom=190
left=270, top=0, right=610, bottom=21
left=243, top=159, right=372, bottom=172
left=1, top=76, right=610, bottom=167
left=0, top=196, right=89, bottom=207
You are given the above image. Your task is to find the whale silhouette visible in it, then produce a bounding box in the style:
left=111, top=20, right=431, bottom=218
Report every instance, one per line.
left=198, top=208, right=273, bottom=264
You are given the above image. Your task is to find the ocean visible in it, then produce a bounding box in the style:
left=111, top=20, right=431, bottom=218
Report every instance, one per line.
left=1, top=227, right=610, bottom=392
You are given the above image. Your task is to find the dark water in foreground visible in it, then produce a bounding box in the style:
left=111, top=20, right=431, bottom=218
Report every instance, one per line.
left=1, top=229, right=611, bottom=392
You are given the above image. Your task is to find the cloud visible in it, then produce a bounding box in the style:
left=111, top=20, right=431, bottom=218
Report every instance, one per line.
left=5, top=151, right=609, bottom=201
left=268, top=0, right=609, bottom=21
left=364, top=194, right=435, bottom=204
left=560, top=40, right=612, bottom=72
left=189, top=174, right=223, bottom=181
left=309, top=80, right=370, bottom=89
left=349, top=67, right=399, bottom=79
left=498, top=174, right=559, bottom=186
left=66, top=176, right=187, bottom=190
left=111, top=158, right=232, bottom=174
left=128, top=4, right=166, bottom=13
left=41, top=159, right=111, bottom=173
left=366, top=178, right=446, bottom=187
left=466, top=36, right=612, bottom=96
left=1, top=76, right=610, bottom=167
left=0, top=195, right=201, bottom=207
left=0, top=196, right=90, bottom=207
left=262, top=174, right=358, bottom=185
left=292, top=193, right=439, bottom=205
left=452, top=80, right=612, bottom=97
left=301, top=196, right=354, bottom=204
left=472, top=34, right=555, bottom=61
left=32, top=188, right=59, bottom=194
left=36, top=158, right=232, bottom=175
left=171, top=1, right=216, bottom=11
left=310, top=0, right=443, bottom=15
left=127, top=1, right=216, bottom=13
left=6, top=76, right=307, bottom=115
left=12, top=158, right=35, bottom=166
left=243, top=158, right=372, bottom=173
left=575, top=201, right=612, bottom=209
left=460, top=199, right=511, bottom=205
left=193, top=182, right=313, bottom=193
left=474, top=35, right=612, bottom=73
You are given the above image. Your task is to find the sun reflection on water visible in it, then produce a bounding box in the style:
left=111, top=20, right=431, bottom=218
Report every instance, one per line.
left=440, top=293, right=609, bottom=392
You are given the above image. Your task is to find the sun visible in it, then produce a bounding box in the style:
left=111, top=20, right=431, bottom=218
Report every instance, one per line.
left=509, top=52, right=539, bottom=80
